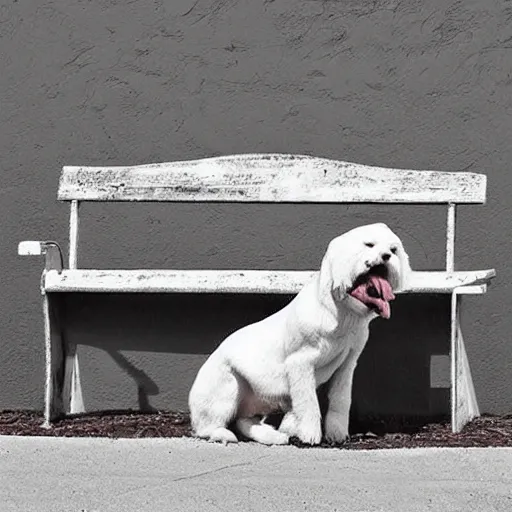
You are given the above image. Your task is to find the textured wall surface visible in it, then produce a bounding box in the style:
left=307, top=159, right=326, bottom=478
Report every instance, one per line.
left=1, top=0, right=510, bottom=415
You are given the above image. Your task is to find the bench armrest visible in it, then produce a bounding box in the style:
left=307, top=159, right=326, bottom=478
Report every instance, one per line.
left=18, top=241, right=64, bottom=272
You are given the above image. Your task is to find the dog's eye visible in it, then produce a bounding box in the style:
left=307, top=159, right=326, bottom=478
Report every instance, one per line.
left=390, top=247, right=397, bottom=254
left=365, top=242, right=374, bottom=248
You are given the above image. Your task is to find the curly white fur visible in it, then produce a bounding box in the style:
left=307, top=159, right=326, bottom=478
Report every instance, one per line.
left=188, top=223, right=411, bottom=445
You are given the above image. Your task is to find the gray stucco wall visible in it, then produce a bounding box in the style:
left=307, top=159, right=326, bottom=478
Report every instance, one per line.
left=1, top=0, right=510, bottom=416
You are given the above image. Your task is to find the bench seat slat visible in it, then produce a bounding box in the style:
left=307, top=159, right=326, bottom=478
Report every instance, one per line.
left=58, top=154, right=486, bottom=204
left=43, top=269, right=495, bottom=295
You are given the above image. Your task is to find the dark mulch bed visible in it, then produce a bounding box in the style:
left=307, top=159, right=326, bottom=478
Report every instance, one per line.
left=1, top=410, right=511, bottom=449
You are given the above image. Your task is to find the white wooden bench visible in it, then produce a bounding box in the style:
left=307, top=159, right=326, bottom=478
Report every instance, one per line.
left=18, top=154, right=495, bottom=432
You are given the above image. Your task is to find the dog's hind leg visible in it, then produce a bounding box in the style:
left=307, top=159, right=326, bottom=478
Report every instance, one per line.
left=189, top=359, right=240, bottom=443
left=236, top=417, right=289, bottom=445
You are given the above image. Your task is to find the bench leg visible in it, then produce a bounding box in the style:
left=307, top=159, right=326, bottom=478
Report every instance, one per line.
left=450, top=291, right=480, bottom=433
left=42, top=294, right=65, bottom=426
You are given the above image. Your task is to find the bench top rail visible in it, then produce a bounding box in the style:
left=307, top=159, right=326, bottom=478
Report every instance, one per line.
left=58, top=154, right=487, bottom=204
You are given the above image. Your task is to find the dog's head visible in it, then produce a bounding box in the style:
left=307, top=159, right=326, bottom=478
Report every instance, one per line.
left=318, top=223, right=411, bottom=318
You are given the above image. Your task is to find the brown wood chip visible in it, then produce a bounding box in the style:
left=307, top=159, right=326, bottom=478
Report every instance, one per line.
left=1, top=410, right=510, bottom=449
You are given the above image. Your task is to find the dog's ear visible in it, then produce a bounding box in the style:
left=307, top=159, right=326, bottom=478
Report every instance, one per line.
left=396, top=242, right=412, bottom=292
left=318, top=239, right=351, bottom=302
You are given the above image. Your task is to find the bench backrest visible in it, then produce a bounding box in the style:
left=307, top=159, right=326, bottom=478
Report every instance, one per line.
left=57, top=154, right=487, bottom=270
left=59, top=154, right=486, bottom=204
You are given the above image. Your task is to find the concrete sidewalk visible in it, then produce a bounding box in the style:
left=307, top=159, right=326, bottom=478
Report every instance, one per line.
left=1, top=436, right=511, bottom=512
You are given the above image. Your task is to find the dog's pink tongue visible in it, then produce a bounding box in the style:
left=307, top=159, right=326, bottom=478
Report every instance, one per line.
left=350, top=275, right=395, bottom=319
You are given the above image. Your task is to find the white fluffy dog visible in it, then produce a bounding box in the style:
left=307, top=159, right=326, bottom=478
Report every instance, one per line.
left=189, top=223, right=411, bottom=445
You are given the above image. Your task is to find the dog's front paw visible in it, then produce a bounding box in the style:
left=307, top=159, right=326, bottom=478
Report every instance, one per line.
left=296, top=417, right=322, bottom=445
left=324, top=411, right=349, bottom=444
left=279, top=411, right=298, bottom=436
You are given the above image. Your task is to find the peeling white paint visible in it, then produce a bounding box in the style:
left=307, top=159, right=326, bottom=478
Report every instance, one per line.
left=58, top=154, right=487, bottom=204
left=43, top=269, right=495, bottom=294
